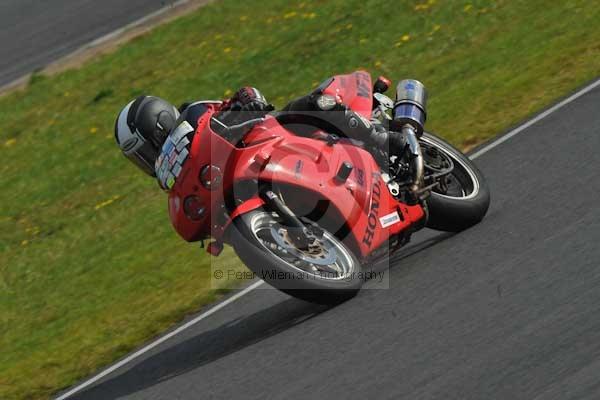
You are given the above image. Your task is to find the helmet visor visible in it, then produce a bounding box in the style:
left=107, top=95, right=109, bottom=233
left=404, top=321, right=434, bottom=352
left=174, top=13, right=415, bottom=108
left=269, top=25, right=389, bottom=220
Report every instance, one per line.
left=124, top=139, right=159, bottom=177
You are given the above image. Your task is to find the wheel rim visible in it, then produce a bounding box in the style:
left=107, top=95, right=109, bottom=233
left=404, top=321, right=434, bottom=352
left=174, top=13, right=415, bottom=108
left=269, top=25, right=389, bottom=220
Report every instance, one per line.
left=420, top=135, right=480, bottom=200
left=249, top=212, right=357, bottom=281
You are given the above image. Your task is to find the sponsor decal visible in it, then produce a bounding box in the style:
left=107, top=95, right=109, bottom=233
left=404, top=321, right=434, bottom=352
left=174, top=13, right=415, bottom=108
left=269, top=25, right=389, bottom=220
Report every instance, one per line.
left=294, top=159, right=303, bottom=179
left=176, top=148, right=189, bottom=164
left=170, top=120, right=193, bottom=143
left=168, top=151, right=178, bottom=165
left=176, top=136, right=190, bottom=151
left=166, top=175, right=176, bottom=189
left=356, top=168, right=365, bottom=187
left=362, top=179, right=382, bottom=247
left=171, top=163, right=182, bottom=177
left=379, top=211, right=401, bottom=228
left=356, top=72, right=371, bottom=98
left=156, top=121, right=194, bottom=190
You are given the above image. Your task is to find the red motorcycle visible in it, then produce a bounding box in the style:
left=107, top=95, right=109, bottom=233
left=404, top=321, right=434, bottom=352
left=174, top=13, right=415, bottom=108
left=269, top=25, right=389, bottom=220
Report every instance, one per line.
left=159, top=71, right=490, bottom=304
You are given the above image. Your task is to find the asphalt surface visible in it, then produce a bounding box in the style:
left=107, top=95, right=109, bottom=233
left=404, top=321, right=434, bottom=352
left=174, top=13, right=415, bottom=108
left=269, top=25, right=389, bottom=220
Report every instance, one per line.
left=61, top=81, right=600, bottom=400
left=0, top=0, right=172, bottom=87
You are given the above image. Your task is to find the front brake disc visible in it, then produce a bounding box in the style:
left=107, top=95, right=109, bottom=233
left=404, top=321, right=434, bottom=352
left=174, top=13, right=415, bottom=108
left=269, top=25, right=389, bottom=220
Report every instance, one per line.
left=269, top=227, right=337, bottom=266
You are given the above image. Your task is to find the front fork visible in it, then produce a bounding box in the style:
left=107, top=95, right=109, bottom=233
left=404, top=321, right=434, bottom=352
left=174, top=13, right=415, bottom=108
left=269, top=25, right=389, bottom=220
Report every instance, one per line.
left=259, top=188, right=314, bottom=250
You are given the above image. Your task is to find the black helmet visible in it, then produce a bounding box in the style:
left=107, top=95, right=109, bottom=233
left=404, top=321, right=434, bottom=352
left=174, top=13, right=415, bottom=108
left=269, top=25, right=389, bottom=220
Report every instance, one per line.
left=114, top=95, right=180, bottom=176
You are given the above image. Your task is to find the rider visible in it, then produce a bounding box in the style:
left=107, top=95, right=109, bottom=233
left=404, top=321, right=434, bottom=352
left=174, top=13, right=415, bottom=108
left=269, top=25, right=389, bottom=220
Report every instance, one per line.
left=114, top=83, right=403, bottom=178
left=115, top=87, right=274, bottom=177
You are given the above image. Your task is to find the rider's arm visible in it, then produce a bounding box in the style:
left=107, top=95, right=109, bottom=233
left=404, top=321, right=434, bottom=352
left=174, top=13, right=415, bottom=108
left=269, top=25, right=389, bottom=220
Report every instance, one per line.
left=279, top=90, right=403, bottom=154
left=280, top=92, right=378, bottom=142
left=211, top=87, right=273, bottom=143
left=214, top=87, right=273, bottom=126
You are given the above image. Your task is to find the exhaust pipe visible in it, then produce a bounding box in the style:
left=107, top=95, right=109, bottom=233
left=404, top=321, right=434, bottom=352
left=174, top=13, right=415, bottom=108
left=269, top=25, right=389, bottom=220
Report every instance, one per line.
left=392, top=79, right=428, bottom=194
left=402, top=125, right=424, bottom=194
left=392, top=79, right=427, bottom=135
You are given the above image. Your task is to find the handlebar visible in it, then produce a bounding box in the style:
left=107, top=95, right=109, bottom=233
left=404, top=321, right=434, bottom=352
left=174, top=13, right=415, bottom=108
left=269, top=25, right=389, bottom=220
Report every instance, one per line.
left=210, top=117, right=266, bottom=143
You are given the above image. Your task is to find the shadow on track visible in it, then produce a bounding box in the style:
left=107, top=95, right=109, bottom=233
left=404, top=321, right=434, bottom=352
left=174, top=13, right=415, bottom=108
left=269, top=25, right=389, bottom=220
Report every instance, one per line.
left=70, top=230, right=452, bottom=399
left=71, top=297, right=331, bottom=400
left=365, top=230, right=456, bottom=278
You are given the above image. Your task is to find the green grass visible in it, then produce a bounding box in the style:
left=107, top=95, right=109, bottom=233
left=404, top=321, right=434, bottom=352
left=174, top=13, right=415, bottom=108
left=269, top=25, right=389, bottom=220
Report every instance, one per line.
left=1, top=0, right=600, bottom=398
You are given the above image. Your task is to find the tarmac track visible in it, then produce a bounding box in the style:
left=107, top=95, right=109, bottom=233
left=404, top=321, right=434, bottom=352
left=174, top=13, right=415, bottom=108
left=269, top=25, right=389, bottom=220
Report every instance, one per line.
left=0, top=0, right=170, bottom=86
left=64, top=80, right=600, bottom=400
left=8, top=2, right=600, bottom=399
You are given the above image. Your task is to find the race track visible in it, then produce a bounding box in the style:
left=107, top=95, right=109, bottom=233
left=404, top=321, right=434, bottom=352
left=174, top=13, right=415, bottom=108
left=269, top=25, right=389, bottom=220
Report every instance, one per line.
left=63, top=81, right=600, bottom=400
left=7, top=2, right=599, bottom=398
left=0, top=0, right=169, bottom=86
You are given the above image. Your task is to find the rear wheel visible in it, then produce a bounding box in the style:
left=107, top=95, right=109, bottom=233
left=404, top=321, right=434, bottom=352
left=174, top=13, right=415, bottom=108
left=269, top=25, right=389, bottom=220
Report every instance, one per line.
left=420, top=132, right=490, bottom=232
left=229, top=209, right=363, bottom=304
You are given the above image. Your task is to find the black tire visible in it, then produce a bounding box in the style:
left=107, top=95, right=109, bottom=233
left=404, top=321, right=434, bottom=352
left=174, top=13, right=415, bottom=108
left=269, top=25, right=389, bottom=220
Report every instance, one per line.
left=229, top=209, right=363, bottom=304
left=421, top=132, right=490, bottom=232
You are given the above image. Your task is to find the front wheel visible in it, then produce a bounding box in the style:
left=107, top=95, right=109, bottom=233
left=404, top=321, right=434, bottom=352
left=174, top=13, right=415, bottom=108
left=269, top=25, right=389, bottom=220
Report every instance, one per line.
left=420, top=132, right=491, bottom=232
left=229, top=209, right=363, bottom=304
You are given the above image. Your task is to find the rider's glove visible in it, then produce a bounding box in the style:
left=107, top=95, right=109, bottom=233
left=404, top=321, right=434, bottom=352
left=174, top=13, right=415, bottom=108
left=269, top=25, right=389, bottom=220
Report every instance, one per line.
left=217, top=87, right=274, bottom=127
left=233, top=87, right=267, bottom=107
left=231, top=87, right=274, bottom=118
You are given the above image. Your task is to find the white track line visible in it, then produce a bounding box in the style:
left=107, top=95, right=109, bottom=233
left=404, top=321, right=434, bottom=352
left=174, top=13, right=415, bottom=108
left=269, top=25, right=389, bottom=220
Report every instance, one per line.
left=54, top=78, right=600, bottom=399
left=54, top=280, right=265, bottom=400
left=0, top=0, right=195, bottom=94
left=470, top=77, right=600, bottom=159
left=83, top=0, right=191, bottom=49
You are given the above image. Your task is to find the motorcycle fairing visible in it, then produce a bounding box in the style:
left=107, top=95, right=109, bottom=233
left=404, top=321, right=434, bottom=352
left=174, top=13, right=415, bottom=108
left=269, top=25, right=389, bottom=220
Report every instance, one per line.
left=167, top=72, right=425, bottom=259
left=232, top=117, right=425, bottom=257
left=319, top=71, right=373, bottom=119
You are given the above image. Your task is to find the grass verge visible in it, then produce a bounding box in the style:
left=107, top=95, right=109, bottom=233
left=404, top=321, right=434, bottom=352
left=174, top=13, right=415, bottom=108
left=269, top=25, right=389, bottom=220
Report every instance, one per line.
left=1, top=0, right=600, bottom=398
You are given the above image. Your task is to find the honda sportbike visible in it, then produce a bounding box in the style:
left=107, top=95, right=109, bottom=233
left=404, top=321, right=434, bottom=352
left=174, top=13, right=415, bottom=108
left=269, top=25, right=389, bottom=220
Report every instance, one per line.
left=157, top=71, right=490, bottom=304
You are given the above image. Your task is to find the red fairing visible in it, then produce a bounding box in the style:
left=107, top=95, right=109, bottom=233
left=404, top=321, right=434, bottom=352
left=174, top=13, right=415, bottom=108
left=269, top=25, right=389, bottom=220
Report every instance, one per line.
left=166, top=72, right=425, bottom=260
left=321, top=71, right=373, bottom=119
